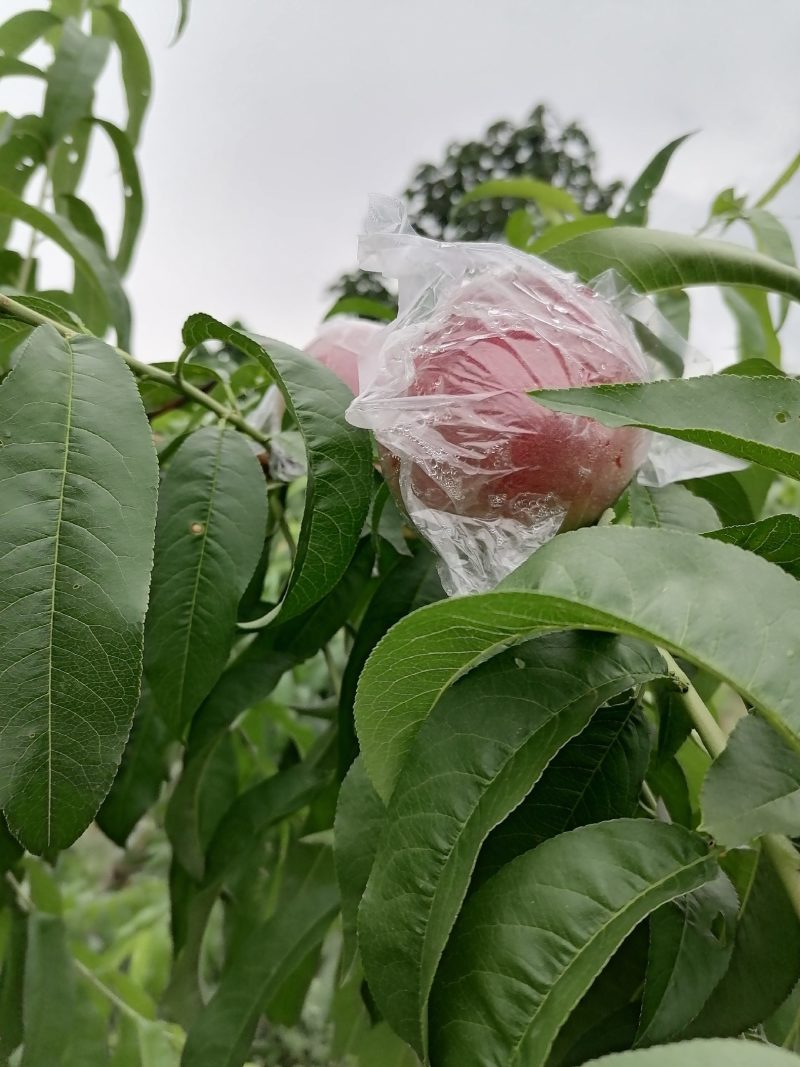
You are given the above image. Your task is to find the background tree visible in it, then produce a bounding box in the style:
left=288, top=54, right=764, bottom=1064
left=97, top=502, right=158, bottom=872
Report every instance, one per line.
left=329, top=103, right=622, bottom=303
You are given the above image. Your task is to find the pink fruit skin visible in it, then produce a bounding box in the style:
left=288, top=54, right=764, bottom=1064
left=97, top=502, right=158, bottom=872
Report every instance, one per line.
left=304, top=318, right=383, bottom=395
left=378, top=272, right=650, bottom=531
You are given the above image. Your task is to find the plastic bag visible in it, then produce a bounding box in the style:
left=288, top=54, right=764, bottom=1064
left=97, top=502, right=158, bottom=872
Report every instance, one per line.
left=346, top=197, right=742, bottom=596
left=305, top=315, right=384, bottom=396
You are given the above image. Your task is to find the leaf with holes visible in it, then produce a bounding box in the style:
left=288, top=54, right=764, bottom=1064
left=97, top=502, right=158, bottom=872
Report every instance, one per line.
left=531, top=375, right=800, bottom=479
left=0, top=326, right=157, bottom=853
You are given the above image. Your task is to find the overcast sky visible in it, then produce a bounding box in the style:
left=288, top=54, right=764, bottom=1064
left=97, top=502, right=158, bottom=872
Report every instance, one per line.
left=3, top=0, right=800, bottom=366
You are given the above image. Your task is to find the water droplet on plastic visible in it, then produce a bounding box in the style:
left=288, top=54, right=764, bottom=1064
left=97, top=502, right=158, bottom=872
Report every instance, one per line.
left=67, top=150, right=79, bottom=164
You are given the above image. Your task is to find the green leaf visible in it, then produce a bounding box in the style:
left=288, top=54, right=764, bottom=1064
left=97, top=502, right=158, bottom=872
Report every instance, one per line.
left=0, top=117, right=47, bottom=244
left=95, top=681, right=170, bottom=846
left=21, top=914, right=75, bottom=1067
left=746, top=207, right=796, bottom=268
left=43, top=19, right=109, bottom=145
left=504, top=207, right=536, bottom=250
left=701, top=715, right=800, bottom=845
left=203, top=761, right=326, bottom=886
left=137, top=1021, right=181, bottom=1067
left=706, top=515, right=800, bottom=578
left=683, top=471, right=755, bottom=526
left=528, top=216, right=616, bottom=255
left=1, top=292, right=85, bottom=332
left=584, top=1038, right=800, bottom=1065
left=654, top=290, right=690, bottom=340
left=92, top=118, right=144, bottom=274
left=636, top=873, right=738, bottom=1046
left=355, top=527, right=800, bottom=802
left=530, top=375, right=800, bottom=480
left=63, top=976, right=111, bottom=1067
left=145, top=425, right=267, bottom=736
left=756, top=149, right=800, bottom=209
left=182, top=316, right=373, bottom=623
left=476, top=698, right=653, bottom=885
left=685, top=844, right=800, bottom=1037
left=166, top=538, right=373, bottom=879
left=721, top=356, right=787, bottom=377
left=169, top=654, right=321, bottom=876
left=0, top=903, right=26, bottom=1059
left=457, top=177, right=582, bottom=218
left=0, top=187, right=131, bottom=344
left=544, top=227, right=800, bottom=301
left=181, top=847, right=339, bottom=1067
left=618, top=134, right=693, bottom=226
left=334, top=757, right=385, bottom=975
left=548, top=929, right=648, bottom=1067
left=629, top=482, right=721, bottom=533
left=723, top=287, right=780, bottom=364
left=57, top=192, right=109, bottom=336
left=428, top=820, right=716, bottom=1067
left=359, top=634, right=666, bottom=1055
left=0, top=11, right=61, bottom=56
left=765, top=982, right=800, bottom=1052
left=0, top=326, right=158, bottom=852
left=172, top=0, right=191, bottom=44
left=338, top=545, right=443, bottom=774
left=165, top=730, right=238, bottom=882
left=50, top=114, right=91, bottom=199
left=93, top=7, right=151, bottom=145
left=0, top=57, right=46, bottom=81
left=324, top=295, right=396, bottom=322
left=0, top=319, right=32, bottom=372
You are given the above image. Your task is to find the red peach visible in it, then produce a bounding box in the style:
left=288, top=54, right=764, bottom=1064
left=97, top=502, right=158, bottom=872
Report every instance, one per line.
left=305, top=317, right=383, bottom=395
left=375, top=268, right=650, bottom=531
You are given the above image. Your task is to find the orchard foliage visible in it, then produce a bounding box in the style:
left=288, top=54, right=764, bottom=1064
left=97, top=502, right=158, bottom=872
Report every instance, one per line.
left=0, top=3, right=799, bottom=1066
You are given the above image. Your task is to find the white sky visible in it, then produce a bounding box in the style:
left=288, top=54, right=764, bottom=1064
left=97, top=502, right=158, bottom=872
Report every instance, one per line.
left=2, top=0, right=800, bottom=366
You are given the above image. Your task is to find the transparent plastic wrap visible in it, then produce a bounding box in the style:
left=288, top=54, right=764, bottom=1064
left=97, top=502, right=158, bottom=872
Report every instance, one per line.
left=305, top=315, right=383, bottom=396
left=346, top=197, right=742, bottom=596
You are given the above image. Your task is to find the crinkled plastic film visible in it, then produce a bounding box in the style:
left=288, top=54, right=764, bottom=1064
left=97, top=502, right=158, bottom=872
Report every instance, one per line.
left=345, top=197, right=744, bottom=596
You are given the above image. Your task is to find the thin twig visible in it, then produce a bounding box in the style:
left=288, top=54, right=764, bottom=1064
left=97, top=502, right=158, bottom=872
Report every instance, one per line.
left=0, top=293, right=270, bottom=449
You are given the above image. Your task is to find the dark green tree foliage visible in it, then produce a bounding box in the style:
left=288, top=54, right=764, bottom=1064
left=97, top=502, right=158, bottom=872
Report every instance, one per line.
left=330, top=103, right=622, bottom=302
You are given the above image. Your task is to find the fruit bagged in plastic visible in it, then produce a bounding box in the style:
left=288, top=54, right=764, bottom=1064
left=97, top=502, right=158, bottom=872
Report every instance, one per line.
left=305, top=315, right=383, bottom=396
left=346, top=197, right=740, bottom=595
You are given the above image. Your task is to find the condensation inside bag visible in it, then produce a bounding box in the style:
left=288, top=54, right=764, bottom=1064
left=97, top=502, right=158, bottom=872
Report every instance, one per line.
left=346, top=197, right=745, bottom=596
